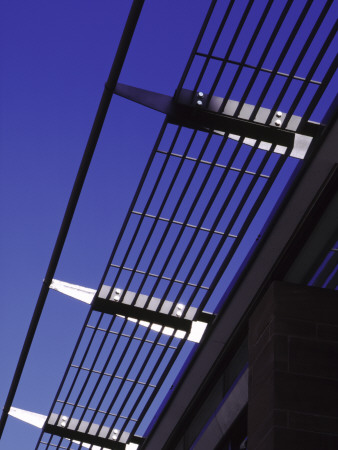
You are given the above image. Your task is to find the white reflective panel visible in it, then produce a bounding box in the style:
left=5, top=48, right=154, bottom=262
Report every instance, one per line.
left=228, top=133, right=273, bottom=152
left=69, top=440, right=111, bottom=449
left=291, top=134, right=312, bottom=159
left=77, top=443, right=138, bottom=449
left=8, top=407, right=46, bottom=429
left=126, top=444, right=139, bottom=450
left=136, top=320, right=207, bottom=343
left=214, top=131, right=310, bottom=160
left=50, top=279, right=96, bottom=304
left=188, top=321, right=208, bottom=343
left=71, top=442, right=111, bottom=449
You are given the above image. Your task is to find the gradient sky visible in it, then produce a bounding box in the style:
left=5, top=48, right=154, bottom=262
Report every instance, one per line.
left=0, top=1, right=209, bottom=448
left=1, top=0, right=337, bottom=448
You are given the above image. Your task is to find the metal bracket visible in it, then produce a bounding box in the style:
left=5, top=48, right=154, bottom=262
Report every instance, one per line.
left=50, top=280, right=214, bottom=343
left=114, top=83, right=322, bottom=157
left=45, top=413, right=144, bottom=449
left=8, top=407, right=142, bottom=449
left=95, top=285, right=214, bottom=332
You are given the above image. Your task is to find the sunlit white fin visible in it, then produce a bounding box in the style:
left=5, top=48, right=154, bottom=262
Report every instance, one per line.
left=71, top=442, right=109, bottom=449
left=8, top=407, right=46, bottom=429
left=189, top=321, right=208, bottom=343
left=292, top=134, right=312, bottom=159
left=73, top=442, right=136, bottom=449
left=226, top=133, right=274, bottom=152
left=50, top=279, right=96, bottom=304
left=126, top=444, right=139, bottom=450
left=72, top=441, right=90, bottom=448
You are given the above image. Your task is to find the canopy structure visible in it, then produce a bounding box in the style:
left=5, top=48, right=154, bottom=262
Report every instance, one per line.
left=1, top=0, right=337, bottom=449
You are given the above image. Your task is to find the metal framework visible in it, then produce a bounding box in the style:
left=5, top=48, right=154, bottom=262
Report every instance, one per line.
left=2, top=0, right=337, bottom=449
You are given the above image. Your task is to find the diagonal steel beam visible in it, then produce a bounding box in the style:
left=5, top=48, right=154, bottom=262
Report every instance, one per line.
left=114, top=83, right=323, bottom=154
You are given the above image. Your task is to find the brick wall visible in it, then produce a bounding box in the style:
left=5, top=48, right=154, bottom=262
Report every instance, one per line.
left=248, top=281, right=338, bottom=450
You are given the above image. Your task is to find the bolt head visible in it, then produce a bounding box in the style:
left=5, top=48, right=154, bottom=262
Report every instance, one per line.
left=197, top=100, right=203, bottom=106
left=276, top=111, right=282, bottom=117
left=112, top=429, right=119, bottom=440
left=60, top=418, right=67, bottom=427
left=197, top=91, right=204, bottom=98
left=275, top=119, right=281, bottom=126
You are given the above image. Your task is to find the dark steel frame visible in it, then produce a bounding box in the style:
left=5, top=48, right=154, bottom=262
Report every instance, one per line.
left=32, top=0, right=338, bottom=446
left=2, top=0, right=337, bottom=448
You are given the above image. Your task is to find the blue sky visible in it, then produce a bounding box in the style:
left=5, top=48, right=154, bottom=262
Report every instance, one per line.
left=1, top=0, right=337, bottom=448
left=0, top=1, right=209, bottom=448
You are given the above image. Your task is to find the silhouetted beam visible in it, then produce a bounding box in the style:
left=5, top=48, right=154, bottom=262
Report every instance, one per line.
left=114, top=83, right=323, bottom=148
left=45, top=414, right=144, bottom=448
left=93, top=286, right=214, bottom=333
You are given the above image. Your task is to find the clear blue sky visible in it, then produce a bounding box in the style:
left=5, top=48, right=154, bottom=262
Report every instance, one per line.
left=0, top=1, right=209, bottom=448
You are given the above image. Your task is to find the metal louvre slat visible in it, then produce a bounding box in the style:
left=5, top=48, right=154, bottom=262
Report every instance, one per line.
left=232, top=0, right=314, bottom=121
left=177, top=0, right=337, bottom=127
left=36, top=310, right=190, bottom=448
left=32, top=1, right=337, bottom=448
left=191, top=0, right=239, bottom=96
left=175, top=0, right=218, bottom=98
left=37, top=143, right=298, bottom=449
left=207, top=0, right=275, bottom=109
left=262, top=0, right=334, bottom=128
left=120, top=131, right=228, bottom=315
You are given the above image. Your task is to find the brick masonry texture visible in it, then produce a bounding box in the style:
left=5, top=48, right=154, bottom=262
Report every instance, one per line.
left=248, top=282, right=338, bottom=450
